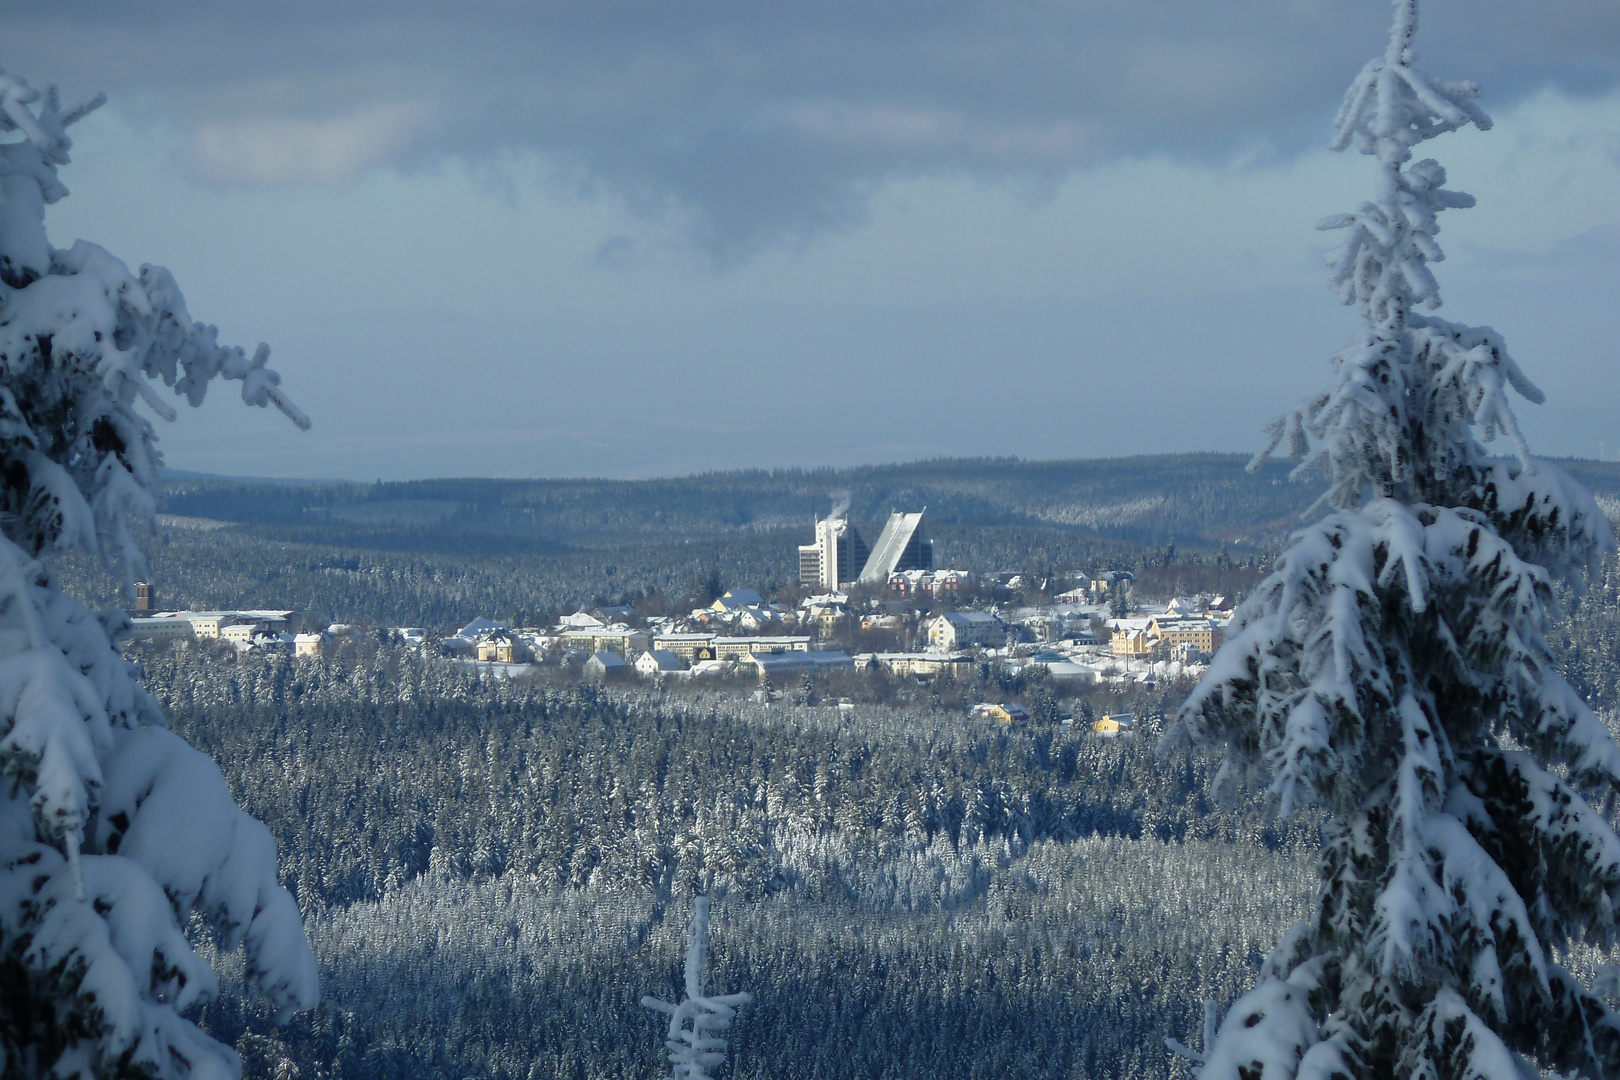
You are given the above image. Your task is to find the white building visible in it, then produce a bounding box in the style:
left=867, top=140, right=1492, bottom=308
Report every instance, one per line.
left=127, top=608, right=301, bottom=643
left=221, top=622, right=265, bottom=647
left=735, top=606, right=783, bottom=632
left=635, top=649, right=684, bottom=677
left=926, top=611, right=1004, bottom=650
left=799, top=517, right=870, bottom=591
left=126, top=617, right=194, bottom=643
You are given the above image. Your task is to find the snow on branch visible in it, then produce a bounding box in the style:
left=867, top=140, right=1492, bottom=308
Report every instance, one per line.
left=0, top=70, right=309, bottom=583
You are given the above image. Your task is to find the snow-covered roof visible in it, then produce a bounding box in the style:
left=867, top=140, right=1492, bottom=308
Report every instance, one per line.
left=1109, top=617, right=1154, bottom=631
left=751, top=650, right=853, bottom=673
left=938, top=611, right=1000, bottom=626
left=457, top=616, right=505, bottom=639
left=711, top=589, right=765, bottom=610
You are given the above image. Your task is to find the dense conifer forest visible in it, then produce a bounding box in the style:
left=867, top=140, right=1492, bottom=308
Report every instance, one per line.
left=148, top=640, right=1318, bottom=1080
left=132, top=619, right=1620, bottom=1080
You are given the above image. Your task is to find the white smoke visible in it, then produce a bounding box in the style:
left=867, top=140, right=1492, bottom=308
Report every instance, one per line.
left=828, top=490, right=851, bottom=520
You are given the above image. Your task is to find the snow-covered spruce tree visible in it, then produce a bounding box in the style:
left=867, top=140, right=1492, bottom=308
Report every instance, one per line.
left=0, top=72, right=317, bottom=1080
left=641, top=898, right=751, bottom=1080
left=1161, top=3, right=1620, bottom=1078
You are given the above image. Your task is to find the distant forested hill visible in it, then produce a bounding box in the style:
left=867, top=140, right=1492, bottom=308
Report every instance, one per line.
left=158, top=454, right=1620, bottom=550
left=156, top=454, right=1313, bottom=550
left=45, top=454, right=1619, bottom=629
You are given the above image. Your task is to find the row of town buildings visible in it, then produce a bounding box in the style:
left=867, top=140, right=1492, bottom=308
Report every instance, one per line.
left=124, top=608, right=340, bottom=656
left=1106, top=595, right=1232, bottom=659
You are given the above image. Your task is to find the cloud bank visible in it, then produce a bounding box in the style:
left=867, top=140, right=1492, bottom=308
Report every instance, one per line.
left=10, top=0, right=1620, bottom=256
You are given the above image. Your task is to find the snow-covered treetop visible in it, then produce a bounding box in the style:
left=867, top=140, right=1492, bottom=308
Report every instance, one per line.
left=1251, top=0, right=1604, bottom=570
left=1318, top=0, right=1489, bottom=326
left=642, top=897, right=752, bottom=1080
left=0, top=70, right=308, bottom=585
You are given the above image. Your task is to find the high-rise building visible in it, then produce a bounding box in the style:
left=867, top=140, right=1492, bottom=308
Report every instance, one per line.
left=798, top=517, right=870, bottom=591
left=859, top=511, right=933, bottom=584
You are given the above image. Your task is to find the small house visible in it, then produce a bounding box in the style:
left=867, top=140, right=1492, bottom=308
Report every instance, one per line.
left=972, top=702, right=1032, bottom=725
left=635, top=649, right=683, bottom=677
left=584, top=650, right=630, bottom=681
left=1092, top=713, right=1136, bottom=737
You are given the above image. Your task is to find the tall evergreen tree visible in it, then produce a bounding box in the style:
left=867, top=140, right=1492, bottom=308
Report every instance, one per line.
left=1163, top=3, right=1620, bottom=1078
left=0, top=71, right=315, bottom=1080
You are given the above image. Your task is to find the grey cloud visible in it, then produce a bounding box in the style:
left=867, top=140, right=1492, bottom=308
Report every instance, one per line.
left=9, top=0, right=1620, bottom=258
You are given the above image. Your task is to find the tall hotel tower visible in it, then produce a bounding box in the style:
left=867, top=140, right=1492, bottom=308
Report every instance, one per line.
left=798, top=516, right=870, bottom=592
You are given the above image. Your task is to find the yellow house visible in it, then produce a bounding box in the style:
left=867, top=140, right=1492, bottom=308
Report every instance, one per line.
left=1092, top=713, right=1135, bottom=737
left=972, top=702, right=1032, bottom=725
left=1111, top=626, right=1155, bottom=657
left=477, top=633, right=531, bottom=664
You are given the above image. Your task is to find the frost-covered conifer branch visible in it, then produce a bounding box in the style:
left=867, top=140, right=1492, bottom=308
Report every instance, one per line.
left=641, top=897, right=752, bottom=1080
left=1165, top=3, right=1620, bottom=1078
left=0, top=68, right=317, bottom=1080
left=0, top=71, right=308, bottom=585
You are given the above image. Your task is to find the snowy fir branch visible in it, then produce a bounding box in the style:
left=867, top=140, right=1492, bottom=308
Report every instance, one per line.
left=1165, top=2, right=1620, bottom=1079
left=641, top=897, right=752, bottom=1080
left=0, top=70, right=308, bottom=586
left=0, top=69, right=317, bottom=1080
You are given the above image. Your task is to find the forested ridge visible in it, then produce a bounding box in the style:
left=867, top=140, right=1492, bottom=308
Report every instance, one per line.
left=155, top=455, right=1315, bottom=547
left=152, top=456, right=1620, bottom=551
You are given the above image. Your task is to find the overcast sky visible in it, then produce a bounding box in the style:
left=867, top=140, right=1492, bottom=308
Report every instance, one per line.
left=12, top=1, right=1620, bottom=479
